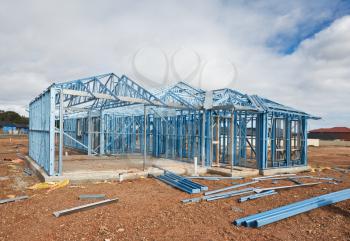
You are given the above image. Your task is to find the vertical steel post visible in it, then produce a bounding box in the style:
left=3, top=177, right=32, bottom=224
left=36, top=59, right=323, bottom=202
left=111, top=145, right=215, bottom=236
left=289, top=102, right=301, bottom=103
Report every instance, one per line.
left=241, top=113, right=247, bottom=160
left=233, top=111, right=238, bottom=166
left=100, top=110, right=105, bottom=155
left=143, top=105, right=147, bottom=171
left=147, top=115, right=150, bottom=156
left=153, top=117, right=157, bottom=156
left=172, top=116, right=175, bottom=158
left=301, top=117, right=308, bottom=165
left=215, top=115, right=220, bottom=166
left=58, top=89, right=64, bottom=175
left=271, top=117, right=276, bottom=167
left=201, top=110, right=206, bottom=167
left=206, top=110, right=213, bottom=166
left=196, top=113, right=200, bottom=159
left=179, top=113, right=183, bottom=160
left=133, top=116, right=137, bottom=152
left=49, top=87, right=56, bottom=176
left=165, top=116, right=168, bottom=158
left=286, top=116, right=291, bottom=167
left=230, top=110, right=234, bottom=173
left=140, top=115, right=144, bottom=154
left=185, top=114, right=187, bottom=159
left=87, top=111, right=92, bottom=156
left=250, top=115, right=253, bottom=159
left=156, top=117, right=160, bottom=157
left=188, top=113, right=191, bottom=159
left=257, top=112, right=268, bottom=170
left=191, top=113, right=196, bottom=159
left=222, top=115, right=226, bottom=164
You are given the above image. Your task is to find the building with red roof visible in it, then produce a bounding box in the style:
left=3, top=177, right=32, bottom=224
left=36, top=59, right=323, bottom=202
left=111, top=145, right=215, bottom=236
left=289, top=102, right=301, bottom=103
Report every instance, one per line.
left=309, top=127, right=350, bottom=141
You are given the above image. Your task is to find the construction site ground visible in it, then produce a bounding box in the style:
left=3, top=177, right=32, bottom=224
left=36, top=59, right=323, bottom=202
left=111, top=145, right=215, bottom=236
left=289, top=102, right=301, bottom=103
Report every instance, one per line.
left=0, top=136, right=350, bottom=241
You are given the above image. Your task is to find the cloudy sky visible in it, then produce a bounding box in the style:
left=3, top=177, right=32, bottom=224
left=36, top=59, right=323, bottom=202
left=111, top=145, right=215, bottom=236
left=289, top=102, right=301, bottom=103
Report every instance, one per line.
left=0, top=0, right=349, bottom=129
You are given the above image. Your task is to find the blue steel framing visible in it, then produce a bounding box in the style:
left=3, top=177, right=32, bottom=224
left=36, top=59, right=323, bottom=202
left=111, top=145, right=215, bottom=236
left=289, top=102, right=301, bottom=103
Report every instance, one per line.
left=28, top=73, right=319, bottom=176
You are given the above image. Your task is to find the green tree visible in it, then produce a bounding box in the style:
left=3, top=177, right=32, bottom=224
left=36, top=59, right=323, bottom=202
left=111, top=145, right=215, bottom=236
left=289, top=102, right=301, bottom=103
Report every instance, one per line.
left=0, top=111, right=28, bottom=124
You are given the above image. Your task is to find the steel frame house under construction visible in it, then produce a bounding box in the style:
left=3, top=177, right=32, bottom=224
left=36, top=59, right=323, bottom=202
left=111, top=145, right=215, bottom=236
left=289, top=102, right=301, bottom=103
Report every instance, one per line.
left=29, top=73, right=318, bottom=176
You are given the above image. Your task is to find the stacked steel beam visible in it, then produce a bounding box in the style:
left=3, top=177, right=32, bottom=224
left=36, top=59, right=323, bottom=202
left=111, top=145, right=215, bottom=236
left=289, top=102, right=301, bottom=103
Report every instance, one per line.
left=155, top=171, right=208, bottom=194
left=234, top=188, right=350, bottom=227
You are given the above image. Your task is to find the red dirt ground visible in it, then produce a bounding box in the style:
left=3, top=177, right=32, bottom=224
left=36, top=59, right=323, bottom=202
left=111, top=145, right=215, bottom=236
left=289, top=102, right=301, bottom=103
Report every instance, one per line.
left=0, top=137, right=350, bottom=241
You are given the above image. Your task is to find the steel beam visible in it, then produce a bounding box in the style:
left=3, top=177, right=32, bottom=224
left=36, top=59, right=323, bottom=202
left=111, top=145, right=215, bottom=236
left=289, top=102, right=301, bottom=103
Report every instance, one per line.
left=234, top=188, right=350, bottom=228
left=254, top=182, right=321, bottom=193
left=53, top=198, right=118, bottom=217
left=239, top=190, right=277, bottom=202
left=79, top=194, right=106, bottom=200
left=0, top=196, right=29, bottom=204
left=204, top=181, right=258, bottom=196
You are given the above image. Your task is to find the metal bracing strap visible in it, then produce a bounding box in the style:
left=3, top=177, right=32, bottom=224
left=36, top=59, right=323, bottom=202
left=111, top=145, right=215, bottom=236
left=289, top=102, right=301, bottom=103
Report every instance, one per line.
left=56, top=128, right=97, bottom=155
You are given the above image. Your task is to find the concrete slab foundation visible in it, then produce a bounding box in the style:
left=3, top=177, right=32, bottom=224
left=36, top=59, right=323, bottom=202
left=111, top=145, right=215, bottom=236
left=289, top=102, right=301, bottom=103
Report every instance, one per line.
left=25, top=155, right=207, bottom=183
left=207, top=166, right=259, bottom=178
left=25, top=155, right=311, bottom=183
left=259, top=166, right=311, bottom=176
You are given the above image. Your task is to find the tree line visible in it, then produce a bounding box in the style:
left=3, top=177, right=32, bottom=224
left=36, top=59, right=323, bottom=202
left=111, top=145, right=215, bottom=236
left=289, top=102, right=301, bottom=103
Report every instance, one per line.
left=0, top=110, right=29, bottom=124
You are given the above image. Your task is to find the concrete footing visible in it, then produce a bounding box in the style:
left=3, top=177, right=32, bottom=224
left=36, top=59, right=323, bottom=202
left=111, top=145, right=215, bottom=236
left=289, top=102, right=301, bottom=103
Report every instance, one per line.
left=259, top=166, right=311, bottom=176
left=24, top=156, right=205, bottom=183
left=207, top=167, right=259, bottom=178
left=25, top=155, right=311, bottom=183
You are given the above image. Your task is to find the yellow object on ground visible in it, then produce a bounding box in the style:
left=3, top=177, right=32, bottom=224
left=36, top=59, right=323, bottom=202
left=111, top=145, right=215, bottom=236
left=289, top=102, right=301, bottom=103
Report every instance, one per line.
left=310, top=166, right=331, bottom=172
left=28, top=179, right=69, bottom=190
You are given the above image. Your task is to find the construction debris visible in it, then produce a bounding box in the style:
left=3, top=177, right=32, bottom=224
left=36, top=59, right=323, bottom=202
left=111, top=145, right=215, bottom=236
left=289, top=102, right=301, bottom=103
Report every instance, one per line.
left=288, top=178, right=303, bottom=185
left=234, top=188, right=350, bottom=228
left=252, top=174, right=296, bottom=181
left=0, top=195, right=28, bottom=204
left=231, top=206, right=243, bottom=212
left=53, top=198, right=118, bottom=217
left=182, top=197, right=202, bottom=203
left=254, top=182, right=322, bottom=193
left=28, top=179, right=69, bottom=191
left=239, top=190, right=277, bottom=203
left=257, top=175, right=336, bottom=182
left=79, top=194, right=106, bottom=200
left=23, top=167, right=32, bottom=176
left=154, top=171, right=207, bottom=194
left=205, top=188, right=255, bottom=202
left=182, top=179, right=327, bottom=203
left=182, top=188, right=255, bottom=203
left=186, top=176, right=244, bottom=180
left=204, top=181, right=258, bottom=196
left=333, top=167, right=349, bottom=173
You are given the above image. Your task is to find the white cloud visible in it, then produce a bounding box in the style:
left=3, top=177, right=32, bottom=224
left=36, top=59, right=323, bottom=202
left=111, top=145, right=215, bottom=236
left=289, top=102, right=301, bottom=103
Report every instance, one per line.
left=0, top=0, right=349, bottom=128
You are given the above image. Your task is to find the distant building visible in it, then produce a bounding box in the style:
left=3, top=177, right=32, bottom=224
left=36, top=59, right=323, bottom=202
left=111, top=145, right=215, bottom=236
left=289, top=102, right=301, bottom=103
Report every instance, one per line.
left=0, top=122, right=16, bottom=134
left=0, top=122, right=28, bottom=134
left=309, top=127, right=350, bottom=141
left=14, top=123, right=29, bottom=134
